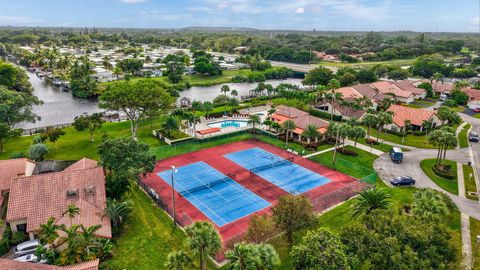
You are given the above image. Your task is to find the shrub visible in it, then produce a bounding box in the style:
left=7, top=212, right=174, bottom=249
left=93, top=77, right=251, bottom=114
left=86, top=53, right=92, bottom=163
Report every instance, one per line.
left=232, top=75, right=248, bottom=83
left=28, top=143, right=49, bottom=161
left=10, top=231, right=28, bottom=245
left=337, top=147, right=359, bottom=156
left=9, top=152, right=26, bottom=159
left=0, top=239, right=9, bottom=256
left=432, top=164, right=455, bottom=180
left=308, top=108, right=343, bottom=121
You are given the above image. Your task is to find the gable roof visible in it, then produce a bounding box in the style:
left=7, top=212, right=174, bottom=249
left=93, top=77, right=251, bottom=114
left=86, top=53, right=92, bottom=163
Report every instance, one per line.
left=0, top=258, right=99, bottom=270
left=6, top=166, right=111, bottom=238
left=352, top=84, right=385, bottom=102
left=371, top=81, right=414, bottom=99
left=393, top=81, right=426, bottom=96
left=271, top=105, right=329, bottom=134
left=64, top=158, right=99, bottom=172
left=274, top=105, right=309, bottom=119
left=386, top=104, right=436, bottom=127
left=0, top=158, right=34, bottom=192
left=429, top=80, right=454, bottom=93
left=462, top=87, right=480, bottom=100
left=336, top=87, right=364, bottom=100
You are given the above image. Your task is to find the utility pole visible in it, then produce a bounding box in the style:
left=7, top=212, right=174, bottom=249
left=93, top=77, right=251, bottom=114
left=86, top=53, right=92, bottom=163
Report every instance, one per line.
left=332, top=125, right=340, bottom=169
left=170, top=165, right=178, bottom=227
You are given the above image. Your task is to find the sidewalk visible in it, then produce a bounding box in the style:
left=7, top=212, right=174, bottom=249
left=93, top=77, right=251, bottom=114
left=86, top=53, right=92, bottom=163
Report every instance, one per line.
left=458, top=161, right=473, bottom=269
left=344, top=140, right=384, bottom=156
left=367, top=135, right=417, bottom=150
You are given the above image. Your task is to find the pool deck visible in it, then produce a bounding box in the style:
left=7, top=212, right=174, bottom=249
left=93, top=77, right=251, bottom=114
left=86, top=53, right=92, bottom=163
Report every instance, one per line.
left=188, top=115, right=261, bottom=139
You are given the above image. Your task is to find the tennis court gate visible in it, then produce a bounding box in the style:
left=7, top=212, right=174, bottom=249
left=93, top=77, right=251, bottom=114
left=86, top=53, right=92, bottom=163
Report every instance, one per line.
left=310, top=180, right=370, bottom=212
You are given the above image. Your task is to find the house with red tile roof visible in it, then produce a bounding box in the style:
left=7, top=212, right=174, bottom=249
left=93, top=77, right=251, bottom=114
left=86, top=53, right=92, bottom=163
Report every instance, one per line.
left=385, top=104, right=441, bottom=132
left=371, top=81, right=415, bottom=104
left=0, top=258, right=99, bottom=270
left=392, top=80, right=426, bottom=99
left=464, top=87, right=480, bottom=110
left=313, top=87, right=369, bottom=120
left=0, top=158, right=36, bottom=214
left=417, top=80, right=454, bottom=94
left=269, top=105, right=329, bottom=142
left=2, top=158, right=111, bottom=240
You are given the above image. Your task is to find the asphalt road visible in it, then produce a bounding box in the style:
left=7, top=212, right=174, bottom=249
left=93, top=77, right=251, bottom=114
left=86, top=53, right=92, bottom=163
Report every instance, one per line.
left=374, top=147, right=480, bottom=220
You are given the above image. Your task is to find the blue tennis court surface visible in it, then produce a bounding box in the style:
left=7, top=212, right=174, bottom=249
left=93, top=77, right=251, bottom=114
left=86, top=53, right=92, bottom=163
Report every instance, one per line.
left=225, top=147, right=331, bottom=195
left=157, top=161, right=270, bottom=227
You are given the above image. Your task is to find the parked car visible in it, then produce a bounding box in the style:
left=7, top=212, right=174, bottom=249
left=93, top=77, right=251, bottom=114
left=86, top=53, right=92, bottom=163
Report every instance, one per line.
left=474, top=108, right=480, bottom=113
left=390, top=176, right=416, bottom=186
left=439, top=94, right=448, bottom=101
left=14, top=254, right=47, bottom=264
left=469, top=131, right=479, bottom=142
left=14, top=239, right=40, bottom=257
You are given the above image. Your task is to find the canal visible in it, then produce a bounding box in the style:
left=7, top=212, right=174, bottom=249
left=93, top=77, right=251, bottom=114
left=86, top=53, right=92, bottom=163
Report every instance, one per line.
left=19, top=70, right=302, bottom=130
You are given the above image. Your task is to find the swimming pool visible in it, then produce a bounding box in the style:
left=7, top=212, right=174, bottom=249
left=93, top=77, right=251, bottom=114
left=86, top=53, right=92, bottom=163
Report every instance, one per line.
left=207, top=120, right=249, bottom=128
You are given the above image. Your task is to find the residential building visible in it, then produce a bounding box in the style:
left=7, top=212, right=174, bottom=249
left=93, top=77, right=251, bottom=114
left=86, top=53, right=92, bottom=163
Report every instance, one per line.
left=370, top=81, right=415, bottom=104
left=0, top=258, right=99, bottom=270
left=314, top=86, right=369, bottom=120
left=269, top=105, right=329, bottom=142
left=1, top=158, right=111, bottom=240
left=392, top=80, right=426, bottom=99
left=384, top=104, right=441, bottom=132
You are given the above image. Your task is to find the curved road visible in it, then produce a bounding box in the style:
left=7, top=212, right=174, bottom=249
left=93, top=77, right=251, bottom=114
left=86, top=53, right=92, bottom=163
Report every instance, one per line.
left=374, top=147, right=480, bottom=220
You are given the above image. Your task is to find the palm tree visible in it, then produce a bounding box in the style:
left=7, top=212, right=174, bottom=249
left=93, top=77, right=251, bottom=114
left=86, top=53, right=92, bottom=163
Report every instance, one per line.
left=78, top=224, right=102, bottom=260
left=163, top=116, right=179, bottom=137
left=63, top=203, right=80, bottom=227
left=221, top=85, right=230, bottom=115
left=165, top=250, right=193, bottom=270
left=327, top=79, right=341, bottom=122
left=431, top=72, right=444, bottom=93
left=37, top=217, right=61, bottom=246
left=58, top=224, right=82, bottom=266
left=412, top=188, right=450, bottom=221
left=350, top=126, right=366, bottom=147
left=229, top=98, right=240, bottom=112
left=105, top=199, right=133, bottom=234
left=422, top=119, right=433, bottom=143
left=226, top=242, right=259, bottom=270
left=185, top=221, right=221, bottom=270
left=362, top=113, right=378, bottom=141
left=231, top=89, right=238, bottom=98
left=351, top=187, right=391, bottom=219
left=248, top=114, right=261, bottom=134
left=256, top=244, right=280, bottom=270
left=301, top=124, right=320, bottom=144
left=191, top=100, right=203, bottom=138
left=282, top=120, right=296, bottom=148
left=376, top=111, right=393, bottom=143
left=402, top=119, right=411, bottom=143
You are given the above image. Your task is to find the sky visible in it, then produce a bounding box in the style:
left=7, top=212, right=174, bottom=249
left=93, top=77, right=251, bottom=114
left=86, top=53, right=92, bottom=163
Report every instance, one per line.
left=0, top=0, right=479, bottom=32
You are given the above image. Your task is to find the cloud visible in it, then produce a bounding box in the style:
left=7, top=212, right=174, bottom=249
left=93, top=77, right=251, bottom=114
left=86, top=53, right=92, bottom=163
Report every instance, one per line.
left=119, top=0, right=148, bottom=4
left=295, top=7, right=305, bottom=14
left=471, top=16, right=480, bottom=25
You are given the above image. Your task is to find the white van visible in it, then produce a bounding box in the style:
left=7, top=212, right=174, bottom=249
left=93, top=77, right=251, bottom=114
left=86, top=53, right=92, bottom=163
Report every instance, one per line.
left=439, top=94, right=448, bottom=101
left=14, top=239, right=40, bottom=257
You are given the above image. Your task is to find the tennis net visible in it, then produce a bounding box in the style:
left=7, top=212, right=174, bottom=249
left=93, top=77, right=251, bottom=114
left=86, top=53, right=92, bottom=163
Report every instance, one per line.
left=178, top=177, right=230, bottom=195
left=250, top=157, right=294, bottom=174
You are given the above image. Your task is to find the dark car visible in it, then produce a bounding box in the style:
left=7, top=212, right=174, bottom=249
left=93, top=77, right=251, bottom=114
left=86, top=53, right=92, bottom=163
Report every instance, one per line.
left=390, top=176, right=415, bottom=186
left=469, top=131, right=479, bottom=142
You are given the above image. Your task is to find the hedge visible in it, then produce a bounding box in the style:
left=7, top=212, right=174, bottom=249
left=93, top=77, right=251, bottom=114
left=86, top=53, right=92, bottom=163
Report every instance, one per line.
left=308, top=108, right=343, bottom=121
left=432, top=165, right=456, bottom=180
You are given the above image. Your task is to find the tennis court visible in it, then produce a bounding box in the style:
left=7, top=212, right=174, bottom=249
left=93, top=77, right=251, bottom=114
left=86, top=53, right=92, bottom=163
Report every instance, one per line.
left=225, top=147, right=332, bottom=195
left=157, top=161, right=271, bottom=227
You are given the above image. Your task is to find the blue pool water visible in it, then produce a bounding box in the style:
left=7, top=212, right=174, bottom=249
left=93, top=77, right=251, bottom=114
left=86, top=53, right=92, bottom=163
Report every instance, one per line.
left=207, top=120, right=248, bottom=128
left=225, top=147, right=332, bottom=195
left=157, top=161, right=270, bottom=227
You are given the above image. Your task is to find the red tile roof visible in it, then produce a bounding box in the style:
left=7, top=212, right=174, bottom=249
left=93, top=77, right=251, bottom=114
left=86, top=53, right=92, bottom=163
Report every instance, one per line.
left=6, top=166, right=111, bottom=238
left=352, top=84, right=386, bottom=102
left=0, top=158, right=34, bottom=192
left=462, top=87, right=480, bottom=100
left=271, top=105, right=329, bottom=135
left=429, top=80, right=454, bottom=93
left=371, top=81, right=414, bottom=99
left=0, top=258, right=99, bottom=270
left=64, top=158, right=98, bottom=172
left=393, top=81, right=426, bottom=96
left=386, top=104, right=436, bottom=127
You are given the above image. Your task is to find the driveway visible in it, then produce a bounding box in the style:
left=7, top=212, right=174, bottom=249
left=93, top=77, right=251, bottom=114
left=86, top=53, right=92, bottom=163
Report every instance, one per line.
left=374, top=147, right=480, bottom=220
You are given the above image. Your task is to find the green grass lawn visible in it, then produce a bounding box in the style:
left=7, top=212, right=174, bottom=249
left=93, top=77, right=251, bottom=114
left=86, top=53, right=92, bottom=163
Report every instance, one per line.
left=100, top=187, right=189, bottom=270
left=463, top=164, right=479, bottom=200
left=270, top=146, right=462, bottom=270
left=458, top=123, right=471, bottom=148
left=0, top=119, right=168, bottom=160
left=404, top=99, right=436, bottom=109
left=364, top=127, right=436, bottom=148
left=358, top=138, right=396, bottom=153
left=420, top=159, right=458, bottom=195
left=471, top=217, right=480, bottom=270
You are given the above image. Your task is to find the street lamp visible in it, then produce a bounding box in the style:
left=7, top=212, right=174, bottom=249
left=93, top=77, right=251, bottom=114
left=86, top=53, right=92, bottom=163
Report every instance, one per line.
left=473, top=234, right=480, bottom=267
left=170, top=165, right=178, bottom=227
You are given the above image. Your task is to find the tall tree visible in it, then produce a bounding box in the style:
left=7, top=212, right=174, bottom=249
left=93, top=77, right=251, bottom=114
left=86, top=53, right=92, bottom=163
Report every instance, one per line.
left=291, top=228, right=350, bottom=270
left=226, top=243, right=260, bottom=270
left=303, top=66, right=333, bottom=86
left=0, top=85, right=41, bottom=128
left=282, top=120, right=296, bottom=148
left=362, top=113, right=378, bottom=140
left=301, top=124, right=320, bottom=144
left=105, top=199, right=133, bottom=235
left=185, top=221, right=221, bottom=270
left=37, top=217, right=62, bottom=247
left=248, top=114, right=261, bottom=133
left=326, top=79, right=342, bottom=122
left=271, top=195, right=316, bottom=243
left=72, top=113, right=104, bottom=142
left=99, top=80, right=174, bottom=139
left=220, top=85, right=230, bottom=115
left=70, top=57, right=98, bottom=98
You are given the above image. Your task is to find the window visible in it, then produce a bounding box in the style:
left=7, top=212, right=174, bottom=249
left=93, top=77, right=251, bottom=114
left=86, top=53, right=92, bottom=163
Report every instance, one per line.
left=16, top=223, right=27, bottom=233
